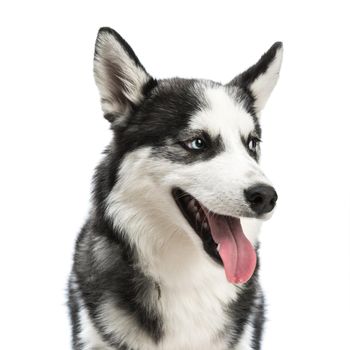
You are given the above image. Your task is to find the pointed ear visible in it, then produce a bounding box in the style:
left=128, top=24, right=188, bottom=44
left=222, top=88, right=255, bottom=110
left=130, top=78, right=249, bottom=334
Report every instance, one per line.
left=94, top=27, right=155, bottom=122
left=229, top=42, right=283, bottom=115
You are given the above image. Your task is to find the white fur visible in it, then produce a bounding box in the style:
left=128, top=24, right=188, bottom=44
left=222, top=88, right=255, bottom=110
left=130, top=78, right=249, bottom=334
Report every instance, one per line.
left=190, top=86, right=255, bottom=140
left=104, top=148, right=241, bottom=349
left=176, top=86, right=273, bottom=219
left=79, top=305, right=114, bottom=350
left=235, top=320, right=254, bottom=350
left=105, top=147, right=239, bottom=287
left=93, top=276, right=238, bottom=350
left=70, top=273, right=114, bottom=350
left=99, top=86, right=274, bottom=348
left=98, top=302, right=157, bottom=349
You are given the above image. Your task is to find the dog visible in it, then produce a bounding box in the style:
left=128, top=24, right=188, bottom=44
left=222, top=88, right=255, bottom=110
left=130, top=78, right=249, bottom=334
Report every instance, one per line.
left=68, top=27, right=283, bottom=350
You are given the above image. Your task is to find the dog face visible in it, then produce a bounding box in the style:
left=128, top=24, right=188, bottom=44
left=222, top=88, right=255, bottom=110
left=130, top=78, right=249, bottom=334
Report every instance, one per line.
left=94, top=28, right=283, bottom=283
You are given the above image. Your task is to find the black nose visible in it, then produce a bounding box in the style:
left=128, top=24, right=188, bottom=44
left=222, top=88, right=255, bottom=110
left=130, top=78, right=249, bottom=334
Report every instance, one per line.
left=245, top=184, right=278, bottom=215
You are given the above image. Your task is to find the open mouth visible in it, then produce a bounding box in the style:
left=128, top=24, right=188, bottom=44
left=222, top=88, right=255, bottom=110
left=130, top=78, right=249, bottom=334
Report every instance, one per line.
left=172, top=188, right=257, bottom=284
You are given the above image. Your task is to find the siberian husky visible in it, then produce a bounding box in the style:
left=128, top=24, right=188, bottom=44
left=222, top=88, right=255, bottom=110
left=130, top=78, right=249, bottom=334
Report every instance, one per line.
left=68, top=27, right=283, bottom=350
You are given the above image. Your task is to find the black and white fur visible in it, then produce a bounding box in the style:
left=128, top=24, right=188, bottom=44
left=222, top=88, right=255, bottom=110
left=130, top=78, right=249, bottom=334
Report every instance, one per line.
left=68, top=27, right=283, bottom=350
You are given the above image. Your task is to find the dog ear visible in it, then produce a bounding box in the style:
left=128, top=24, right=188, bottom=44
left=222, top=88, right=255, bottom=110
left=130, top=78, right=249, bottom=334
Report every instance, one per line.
left=229, top=42, right=283, bottom=115
left=94, top=27, right=155, bottom=123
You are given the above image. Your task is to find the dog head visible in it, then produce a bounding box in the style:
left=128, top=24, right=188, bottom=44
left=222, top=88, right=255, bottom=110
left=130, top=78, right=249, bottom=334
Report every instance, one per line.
left=94, top=27, right=283, bottom=283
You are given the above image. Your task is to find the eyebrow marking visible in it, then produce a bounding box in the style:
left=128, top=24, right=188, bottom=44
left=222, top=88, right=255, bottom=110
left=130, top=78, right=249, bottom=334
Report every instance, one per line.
left=152, top=131, right=225, bottom=164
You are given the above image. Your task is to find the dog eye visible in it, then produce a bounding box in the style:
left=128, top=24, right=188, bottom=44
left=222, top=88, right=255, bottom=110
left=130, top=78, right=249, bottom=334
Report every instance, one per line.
left=185, top=137, right=206, bottom=151
left=247, top=136, right=261, bottom=153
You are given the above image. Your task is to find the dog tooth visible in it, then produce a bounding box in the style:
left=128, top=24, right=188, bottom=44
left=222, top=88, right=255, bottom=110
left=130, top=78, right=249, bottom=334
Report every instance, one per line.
left=203, top=222, right=208, bottom=230
left=196, top=212, right=201, bottom=222
left=216, top=243, right=221, bottom=252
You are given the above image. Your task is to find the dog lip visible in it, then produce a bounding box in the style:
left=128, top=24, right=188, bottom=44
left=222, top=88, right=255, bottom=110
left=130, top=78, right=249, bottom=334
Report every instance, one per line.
left=172, top=187, right=222, bottom=265
left=172, top=187, right=244, bottom=228
left=172, top=188, right=257, bottom=220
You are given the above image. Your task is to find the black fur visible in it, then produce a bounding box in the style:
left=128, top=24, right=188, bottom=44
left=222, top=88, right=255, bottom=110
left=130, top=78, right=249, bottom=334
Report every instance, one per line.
left=68, top=275, right=82, bottom=349
left=95, top=27, right=146, bottom=73
left=106, top=78, right=226, bottom=165
left=228, top=41, right=282, bottom=129
left=115, top=79, right=208, bottom=155
left=94, top=27, right=155, bottom=120
left=226, top=253, right=264, bottom=350
left=232, top=42, right=282, bottom=90
left=70, top=217, right=164, bottom=348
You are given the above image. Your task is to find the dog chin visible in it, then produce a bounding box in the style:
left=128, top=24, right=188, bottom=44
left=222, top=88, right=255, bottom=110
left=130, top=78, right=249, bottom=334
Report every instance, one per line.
left=258, top=210, right=275, bottom=221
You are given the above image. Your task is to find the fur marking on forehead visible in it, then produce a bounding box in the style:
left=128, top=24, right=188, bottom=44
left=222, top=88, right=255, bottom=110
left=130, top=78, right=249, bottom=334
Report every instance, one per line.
left=189, top=86, right=256, bottom=139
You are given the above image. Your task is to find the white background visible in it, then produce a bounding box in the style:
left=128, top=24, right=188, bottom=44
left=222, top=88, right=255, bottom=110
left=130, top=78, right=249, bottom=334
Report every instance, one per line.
left=0, top=1, right=349, bottom=349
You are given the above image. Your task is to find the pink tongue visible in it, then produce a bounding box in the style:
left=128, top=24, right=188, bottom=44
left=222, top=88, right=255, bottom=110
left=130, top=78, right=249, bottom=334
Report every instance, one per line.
left=205, top=213, right=256, bottom=284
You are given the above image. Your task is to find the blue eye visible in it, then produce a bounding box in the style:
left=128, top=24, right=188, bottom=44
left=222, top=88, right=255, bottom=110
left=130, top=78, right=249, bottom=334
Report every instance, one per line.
left=186, top=138, right=206, bottom=150
left=247, top=136, right=261, bottom=153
